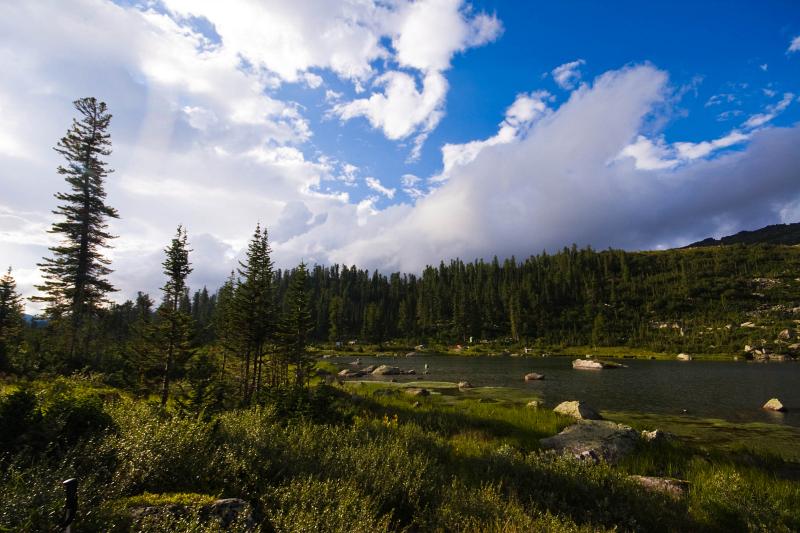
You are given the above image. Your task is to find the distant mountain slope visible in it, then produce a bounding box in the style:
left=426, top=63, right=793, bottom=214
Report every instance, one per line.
left=686, top=222, right=800, bottom=248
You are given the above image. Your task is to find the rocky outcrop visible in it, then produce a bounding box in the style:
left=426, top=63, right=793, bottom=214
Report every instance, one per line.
left=524, top=372, right=544, bottom=381
left=629, top=476, right=689, bottom=499
left=553, top=401, right=602, bottom=420
left=540, top=420, right=639, bottom=464
left=129, top=498, right=255, bottom=530
left=372, top=365, right=402, bottom=376
left=763, top=398, right=786, bottom=412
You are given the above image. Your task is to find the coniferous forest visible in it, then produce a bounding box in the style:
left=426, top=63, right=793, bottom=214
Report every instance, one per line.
left=3, top=100, right=800, bottom=532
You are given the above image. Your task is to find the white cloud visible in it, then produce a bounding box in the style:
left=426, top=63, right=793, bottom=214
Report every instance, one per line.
left=434, top=90, right=552, bottom=181
left=552, top=59, right=586, bottom=90
left=365, top=176, right=396, bottom=199
left=742, top=92, right=795, bottom=129
left=618, top=135, right=679, bottom=170
left=759, top=63, right=768, bottom=71
left=789, top=35, right=800, bottom=53
left=332, top=70, right=448, bottom=140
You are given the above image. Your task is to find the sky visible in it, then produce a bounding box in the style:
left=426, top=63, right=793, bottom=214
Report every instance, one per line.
left=1, top=0, right=800, bottom=311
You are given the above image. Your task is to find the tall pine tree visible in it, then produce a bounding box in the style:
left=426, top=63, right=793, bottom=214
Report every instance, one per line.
left=32, top=97, right=119, bottom=358
left=158, top=226, right=193, bottom=407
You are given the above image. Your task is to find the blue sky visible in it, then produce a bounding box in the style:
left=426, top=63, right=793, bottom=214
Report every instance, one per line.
left=1, top=0, right=799, bottom=307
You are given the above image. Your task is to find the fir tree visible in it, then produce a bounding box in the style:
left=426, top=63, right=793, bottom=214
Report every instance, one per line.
left=0, top=268, right=24, bottom=371
left=32, top=97, right=119, bottom=357
left=158, top=226, right=193, bottom=406
left=235, top=224, right=274, bottom=399
left=278, top=262, right=313, bottom=388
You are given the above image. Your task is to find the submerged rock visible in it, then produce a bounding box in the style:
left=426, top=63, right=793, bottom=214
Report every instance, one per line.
left=540, top=420, right=639, bottom=464
left=372, top=365, right=402, bottom=376
left=553, top=401, right=603, bottom=420
left=629, top=476, right=689, bottom=499
left=763, top=398, right=787, bottom=412
left=524, top=372, right=544, bottom=381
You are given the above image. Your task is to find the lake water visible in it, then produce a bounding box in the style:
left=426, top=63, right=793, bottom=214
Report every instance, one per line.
left=331, top=355, right=800, bottom=427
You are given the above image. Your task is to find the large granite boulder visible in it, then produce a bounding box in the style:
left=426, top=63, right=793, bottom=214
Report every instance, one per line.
left=372, top=365, right=402, bottom=376
left=540, top=420, right=639, bottom=464
left=553, top=400, right=603, bottom=420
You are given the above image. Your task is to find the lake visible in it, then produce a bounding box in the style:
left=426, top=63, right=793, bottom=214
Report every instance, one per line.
left=331, top=355, right=800, bottom=427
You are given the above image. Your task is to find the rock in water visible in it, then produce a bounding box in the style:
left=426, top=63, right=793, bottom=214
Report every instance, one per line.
left=372, top=365, right=402, bottom=376
left=524, top=372, right=544, bottom=381
left=572, top=359, right=624, bottom=370
left=553, top=400, right=603, bottom=420
left=763, top=398, right=787, bottom=412
left=676, top=353, right=692, bottom=361
left=629, top=476, right=689, bottom=499
left=540, top=420, right=639, bottom=464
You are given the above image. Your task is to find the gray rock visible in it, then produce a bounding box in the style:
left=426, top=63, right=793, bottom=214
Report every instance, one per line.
left=372, top=365, right=402, bottom=376
left=540, top=420, right=640, bottom=464
left=641, top=429, right=669, bottom=443
left=763, top=398, right=786, bottom=412
left=629, top=476, right=689, bottom=499
left=524, top=372, right=544, bottom=381
left=572, top=359, right=623, bottom=370
left=553, top=400, right=603, bottom=420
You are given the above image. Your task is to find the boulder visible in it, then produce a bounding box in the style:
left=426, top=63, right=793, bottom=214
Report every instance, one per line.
left=629, top=476, right=689, bottom=499
left=572, top=359, right=604, bottom=370
left=676, top=353, right=692, bottom=361
left=572, top=359, right=623, bottom=370
left=763, top=398, right=786, bottom=412
left=778, top=329, right=795, bottom=340
left=526, top=400, right=541, bottom=408
left=458, top=381, right=473, bottom=389
left=337, top=368, right=363, bottom=378
left=210, top=498, right=255, bottom=528
left=553, top=401, right=603, bottom=420
left=372, top=365, right=402, bottom=376
left=524, top=372, right=544, bottom=381
left=404, top=387, right=430, bottom=397
left=540, top=420, right=639, bottom=464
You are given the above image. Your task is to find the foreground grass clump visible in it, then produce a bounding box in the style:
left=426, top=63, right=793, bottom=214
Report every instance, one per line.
left=1, top=377, right=800, bottom=531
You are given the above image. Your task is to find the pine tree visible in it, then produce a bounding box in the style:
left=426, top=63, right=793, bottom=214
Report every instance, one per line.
left=0, top=268, right=24, bottom=372
left=278, top=262, right=313, bottom=388
left=235, top=224, right=274, bottom=399
left=32, top=97, right=119, bottom=358
left=158, top=226, right=193, bottom=407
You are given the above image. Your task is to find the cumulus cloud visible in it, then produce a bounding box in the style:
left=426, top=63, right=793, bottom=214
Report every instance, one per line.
left=283, top=64, right=800, bottom=273
left=552, top=59, right=586, bottom=90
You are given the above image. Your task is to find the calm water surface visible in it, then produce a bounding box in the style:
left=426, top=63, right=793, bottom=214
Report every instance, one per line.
left=331, top=355, right=800, bottom=427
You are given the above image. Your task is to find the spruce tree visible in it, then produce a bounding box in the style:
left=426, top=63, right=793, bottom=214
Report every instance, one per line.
left=278, top=262, right=313, bottom=388
left=32, top=97, right=119, bottom=357
left=158, top=226, right=193, bottom=406
left=235, top=224, right=274, bottom=399
left=0, top=267, right=24, bottom=372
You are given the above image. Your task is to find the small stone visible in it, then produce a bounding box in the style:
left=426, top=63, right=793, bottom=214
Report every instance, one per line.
left=676, top=353, right=692, bottom=361
left=763, top=398, right=786, bottom=412
left=524, top=372, right=544, bottom=381
left=458, top=381, right=473, bottom=389
left=526, top=400, right=541, bottom=408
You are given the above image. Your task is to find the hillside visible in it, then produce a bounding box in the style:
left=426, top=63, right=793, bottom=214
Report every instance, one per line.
left=686, top=222, right=800, bottom=247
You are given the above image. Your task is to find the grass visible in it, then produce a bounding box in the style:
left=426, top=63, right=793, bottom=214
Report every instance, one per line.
left=2, top=376, right=800, bottom=532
